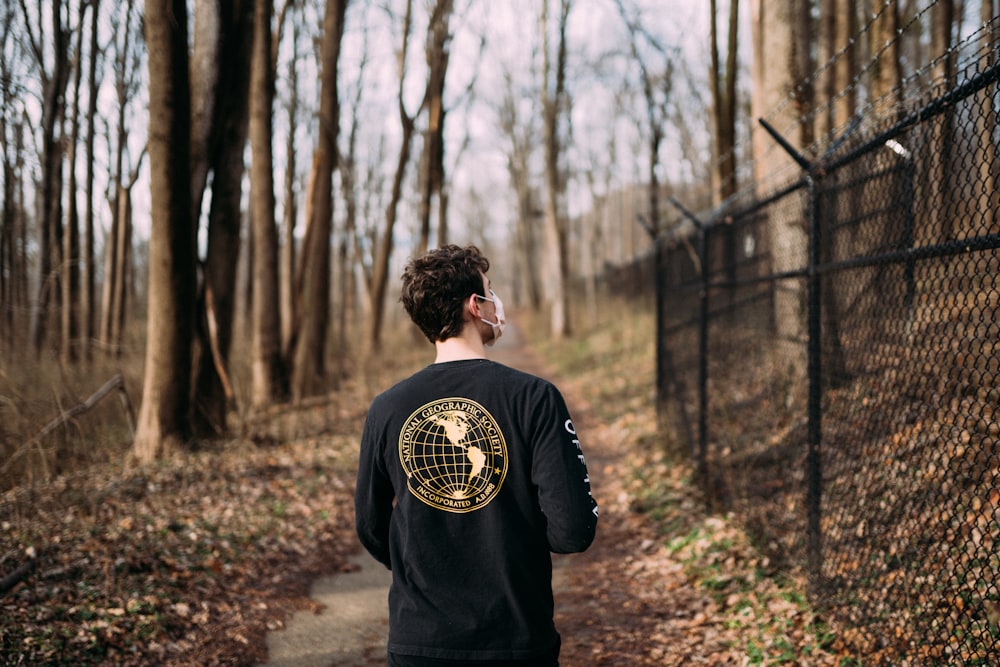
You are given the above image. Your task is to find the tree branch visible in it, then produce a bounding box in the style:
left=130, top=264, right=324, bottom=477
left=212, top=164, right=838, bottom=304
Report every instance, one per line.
left=1, top=375, right=134, bottom=477
left=0, top=553, right=35, bottom=596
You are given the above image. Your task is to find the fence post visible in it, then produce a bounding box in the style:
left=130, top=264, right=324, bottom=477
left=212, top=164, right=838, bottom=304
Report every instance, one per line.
left=758, top=118, right=824, bottom=582
left=805, top=174, right=823, bottom=581
left=668, top=198, right=709, bottom=485
left=638, top=216, right=668, bottom=438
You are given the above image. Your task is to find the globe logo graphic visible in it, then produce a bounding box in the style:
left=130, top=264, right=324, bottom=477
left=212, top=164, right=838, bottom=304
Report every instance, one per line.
left=399, top=398, right=508, bottom=513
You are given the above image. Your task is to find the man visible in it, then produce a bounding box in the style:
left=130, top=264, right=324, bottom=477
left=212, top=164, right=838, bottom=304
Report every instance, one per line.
left=356, top=244, right=598, bottom=666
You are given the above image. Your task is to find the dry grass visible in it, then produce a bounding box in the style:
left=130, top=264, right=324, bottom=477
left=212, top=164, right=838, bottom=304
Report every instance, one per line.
left=0, top=316, right=432, bottom=494
left=0, top=348, right=145, bottom=493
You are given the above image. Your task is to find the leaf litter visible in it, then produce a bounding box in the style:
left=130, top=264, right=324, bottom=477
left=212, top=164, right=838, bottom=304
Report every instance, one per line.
left=2, top=315, right=844, bottom=666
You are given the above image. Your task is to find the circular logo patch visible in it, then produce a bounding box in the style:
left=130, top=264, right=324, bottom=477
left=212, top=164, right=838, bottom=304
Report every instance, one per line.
left=398, top=398, right=508, bottom=513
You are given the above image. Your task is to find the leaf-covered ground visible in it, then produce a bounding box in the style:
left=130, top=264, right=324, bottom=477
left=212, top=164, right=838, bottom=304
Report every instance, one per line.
left=527, top=313, right=842, bottom=666
left=0, top=391, right=377, bottom=666
left=2, top=308, right=846, bottom=665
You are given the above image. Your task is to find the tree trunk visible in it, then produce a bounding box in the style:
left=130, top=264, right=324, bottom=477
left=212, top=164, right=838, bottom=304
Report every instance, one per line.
left=99, top=191, right=119, bottom=350
left=132, top=0, right=196, bottom=464
left=415, top=0, right=454, bottom=255
left=188, top=0, right=225, bottom=435
left=367, top=116, right=412, bottom=354
left=29, top=0, right=70, bottom=356
left=101, top=0, right=139, bottom=357
left=713, top=0, right=740, bottom=279
left=869, top=0, right=901, bottom=120
left=280, top=17, right=300, bottom=356
left=927, top=0, right=955, bottom=241
left=109, top=184, right=132, bottom=353
left=250, top=0, right=287, bottom=408
left=815, top=0, right=835, bottom=143
left=192, top=0, right=254, bottom=436
left=8, top=125, right=29, bottom=353
left=541, top=0, right=572, bottom=339
left=61, top=5, right=86, bottom=365
left=791, top=0, right=813, bottom=150
left=977, top=0, right=998, bottom=232
left=0, top=8, right=11, bottom=352
left=190, top=0, right=221, bottom=223
left=366, top=0, right=415, bottom=356
left=289, top=0, right=347, bottom=401
left=0, top=154, right=13, bottom=354
left=82, top=0, right=101, bottom=360
left=498, top=76, right=542, bottom=311
left=0, top=93, right=24, bottom=353
left=336, top=37, right=365, bottom=377
left=709, top=0, right=739, bottom=205
left=749, top=0, right=809, bottom=389
left=833, top=0, right=857, bottom=130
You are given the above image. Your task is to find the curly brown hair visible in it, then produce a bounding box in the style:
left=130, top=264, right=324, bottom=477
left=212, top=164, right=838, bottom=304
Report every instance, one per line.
left=400, top=245, right=491, bottom=343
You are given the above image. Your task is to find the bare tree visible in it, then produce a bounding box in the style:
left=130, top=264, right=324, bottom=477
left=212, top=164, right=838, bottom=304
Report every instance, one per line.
left=833, top=0, right=857, bottom=130
left=977, top=0, right=998, bottom=231
left=709, top=0, right=739, bottom=205
left=334, top=17, right=369, bottom=374
left=815, top=0, right=836, bottom=143
left=0, top=5, right=28, bottom=354
left=24, top=0, right=71, bottom=355
left=288, top=0, right=347, bottom=401
left=352, top=125, right=389, bottom=335
left=81, top=0, right=101, bottom=360
left=869, top=0, right=901, bottom=120
left=133, top=0, right=197, bottom=463
left=792, top=0, right=813, bottom=149
left=415, top=0, right=455, bottom=255
left=61, top=1, right=89, bottom=364
left=187, top=0, right=227, bottom=434
left=927, top=0, right=955, bottom=240
left=433, top=24, right=484, bottom=252
left=190, top=0, right=220, bottom=222
left=579, top=133, right=616, bottom=327
left=615, top=1, right=673, bottom=244
left=364, top=0, right=418, bottom=355
left=497, top=68, right=542, bottom=311
left=191, top=0, right=254, bottom=436
left=101, top=154, right=144, bottom=357
left=280, top=9, right=301, bottom=357
left=100, top=0, right=143, bottom=356
left=540, top=0, right=572, bottom=339
left=249, top=0, right=287, bottom=407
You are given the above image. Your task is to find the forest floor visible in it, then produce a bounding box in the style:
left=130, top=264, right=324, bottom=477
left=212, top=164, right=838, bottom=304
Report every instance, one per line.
left=1, top=314, right=846, bottom=666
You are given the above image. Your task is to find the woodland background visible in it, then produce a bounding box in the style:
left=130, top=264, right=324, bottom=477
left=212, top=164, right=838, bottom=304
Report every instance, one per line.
left=2, top=0, right=992, bottom=475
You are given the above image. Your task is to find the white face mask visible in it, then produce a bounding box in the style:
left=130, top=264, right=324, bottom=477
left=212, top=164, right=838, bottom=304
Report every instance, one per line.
left=476, top=289, right=506, bottom=345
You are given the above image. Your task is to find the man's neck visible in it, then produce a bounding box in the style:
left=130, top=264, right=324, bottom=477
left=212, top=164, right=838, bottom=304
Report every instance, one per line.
left=434, top=327, right=487, bottom=363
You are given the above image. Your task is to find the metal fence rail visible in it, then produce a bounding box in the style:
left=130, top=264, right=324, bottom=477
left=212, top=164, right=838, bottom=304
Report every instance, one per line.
left=652, top=42, right=1000, bottom=664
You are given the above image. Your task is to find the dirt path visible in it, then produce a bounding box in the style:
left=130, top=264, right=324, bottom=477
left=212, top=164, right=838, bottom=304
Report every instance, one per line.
left=259, top=325, right=718, bottom=666
left=260, top=550, right=390, bottom=666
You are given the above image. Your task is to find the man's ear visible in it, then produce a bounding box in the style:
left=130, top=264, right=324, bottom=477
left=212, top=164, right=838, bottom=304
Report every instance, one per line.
left=466, top=294, right=480, bottom=319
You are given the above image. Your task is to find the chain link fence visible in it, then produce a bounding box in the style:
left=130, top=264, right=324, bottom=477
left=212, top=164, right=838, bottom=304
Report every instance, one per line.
left=650, top=28, right=1000, bottom=666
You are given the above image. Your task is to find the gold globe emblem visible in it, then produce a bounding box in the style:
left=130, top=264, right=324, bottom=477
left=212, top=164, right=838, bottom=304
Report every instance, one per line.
left=399, top=398, right=508, bottom=513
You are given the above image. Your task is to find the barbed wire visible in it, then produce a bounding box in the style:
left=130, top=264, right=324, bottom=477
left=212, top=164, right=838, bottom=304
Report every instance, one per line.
left=762, top=0, right=935, bottom=128
left=730, top=0, right=938, bottom=199
left=711, top=0, right=999, bottom=207
left=804, top=10, right=1000, bottom=155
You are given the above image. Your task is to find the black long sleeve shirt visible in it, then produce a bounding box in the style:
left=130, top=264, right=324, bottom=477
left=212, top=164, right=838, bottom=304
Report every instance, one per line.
left=355, top=359, right=598, bottom=661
